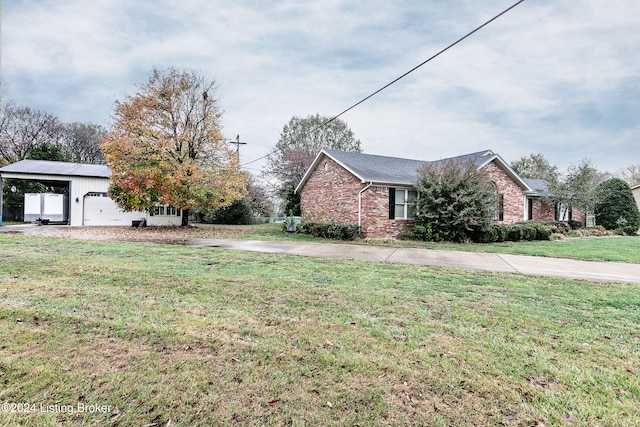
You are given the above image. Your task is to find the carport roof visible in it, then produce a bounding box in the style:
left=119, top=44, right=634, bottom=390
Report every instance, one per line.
left=0, top=160, right=111, bottom=178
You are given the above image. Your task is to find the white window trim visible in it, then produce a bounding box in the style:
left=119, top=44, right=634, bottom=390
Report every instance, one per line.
left=152, top=204, right=180, bottom=217
left=395, top=188, right=418, bottom=220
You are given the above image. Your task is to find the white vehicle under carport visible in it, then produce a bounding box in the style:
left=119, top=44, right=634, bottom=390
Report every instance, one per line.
left=24, top=193, right=68, bottom=224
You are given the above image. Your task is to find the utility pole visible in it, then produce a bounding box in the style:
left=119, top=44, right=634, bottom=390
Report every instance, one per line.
left=228, top=134, right=246, bottom=166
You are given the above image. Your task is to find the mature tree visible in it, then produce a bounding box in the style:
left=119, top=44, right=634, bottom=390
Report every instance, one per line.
left=60, top=122, right=106, bottom=164
left=546, top=159, right=599, bottom=219
left=413, top=160, right=496, bottom=242
left=0, top=102, right=63, bottom=165
left=595, top=178, right=640, bottom=233
left=245, top=174, right=273, bottom=217
left=28, top=142, right=70, bottom=162
left=511, top=153, right=559, bottom=182
left=618, top=164, right=640, bottom=187
left=264, top=114, right=362, bottom=197
left=100, top=67, right=246, bottom=226
left=201, top=174, right=273, bottom=224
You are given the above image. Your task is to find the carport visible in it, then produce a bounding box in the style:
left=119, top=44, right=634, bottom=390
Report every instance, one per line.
left=0, top=159, right=133, bottom=226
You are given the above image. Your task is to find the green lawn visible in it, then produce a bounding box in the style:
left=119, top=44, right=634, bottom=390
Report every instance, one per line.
left=408, top=237, right=640, bottom=263
left=0, top=234, right=638, bottom=426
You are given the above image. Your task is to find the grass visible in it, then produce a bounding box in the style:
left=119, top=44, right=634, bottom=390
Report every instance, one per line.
left=7, top=222, right=640, bottom=263
left=406, top=237, right=640, bottom=264
left=66, top=223, right=640, bottom=263
left=0, top=234, right=638, bottom=426
left=191, top=223, right=640, bottom=263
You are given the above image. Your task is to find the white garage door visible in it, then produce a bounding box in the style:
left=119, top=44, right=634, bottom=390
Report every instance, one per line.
left=83, top=193, right=144, bottom=226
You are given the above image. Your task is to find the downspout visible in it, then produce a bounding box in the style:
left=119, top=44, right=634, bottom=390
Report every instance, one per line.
left=358, top=182, right=373, bottom=229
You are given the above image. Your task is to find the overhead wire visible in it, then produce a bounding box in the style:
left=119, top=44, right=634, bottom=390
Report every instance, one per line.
left=241, top=0, right=526, bottom=167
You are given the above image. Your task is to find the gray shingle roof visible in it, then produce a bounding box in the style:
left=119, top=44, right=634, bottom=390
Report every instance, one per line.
left=297, top=148, right=533, bottom=193
left=323, top=149, right=428, bottom=186
left=320, top=148, right=498, bottom=186
left=522, top=178, right=551, bottom=197
left=0, top=160, right=111, bottom=178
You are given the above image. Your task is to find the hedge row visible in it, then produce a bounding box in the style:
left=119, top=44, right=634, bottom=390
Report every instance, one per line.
left=404, top=221, right=556, bottom=243
left=297, top=222, right=361, bottom=241
left=477, top=222, right=552, bottom=243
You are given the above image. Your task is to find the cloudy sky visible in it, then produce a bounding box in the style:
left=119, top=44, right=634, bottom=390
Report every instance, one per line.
left=2, top=0, right=639, bottom=173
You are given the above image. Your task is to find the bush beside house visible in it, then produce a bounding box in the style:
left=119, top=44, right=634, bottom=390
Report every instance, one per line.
left=412, top=159, right=496, bottom=243
left=595, top=178, right=640, bottom=235
left=297, top=222, right=361, bottom=240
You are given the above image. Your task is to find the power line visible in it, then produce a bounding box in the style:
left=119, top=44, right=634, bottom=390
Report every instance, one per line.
left=227, top=134, right=246, bottom=164
left=241, top=0, right=526, bottom=167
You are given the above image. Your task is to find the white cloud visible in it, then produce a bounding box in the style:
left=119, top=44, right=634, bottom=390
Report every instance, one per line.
left=2, top=0, right=639, bottom=173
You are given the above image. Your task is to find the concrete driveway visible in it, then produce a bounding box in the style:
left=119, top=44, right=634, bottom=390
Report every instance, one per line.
left=2, top=224, right=639, bottom=284
left=186, top=238, right=640, bottom=284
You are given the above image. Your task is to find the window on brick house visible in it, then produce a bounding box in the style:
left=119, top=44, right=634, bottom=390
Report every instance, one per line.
left=389, top=188, right=417, bottom=219
left=491, top=182, right=504, bottom=221
left=556, top=203, right=571, bottom=221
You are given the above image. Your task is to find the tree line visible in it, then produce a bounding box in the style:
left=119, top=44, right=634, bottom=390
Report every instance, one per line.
left=0, top=102, right=106, bottom=166
left=2, top=66, right=638, bottom=226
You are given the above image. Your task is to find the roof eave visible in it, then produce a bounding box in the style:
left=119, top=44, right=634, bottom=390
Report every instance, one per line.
left=0, top=170, right=110, bottom=179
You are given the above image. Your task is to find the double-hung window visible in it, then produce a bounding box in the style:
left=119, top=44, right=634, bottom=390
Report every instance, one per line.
left=151, top=205, right=180, bottom=216
left=389, top=188, right=417, bottom=219
left=556, top=202, right=571, bottom=221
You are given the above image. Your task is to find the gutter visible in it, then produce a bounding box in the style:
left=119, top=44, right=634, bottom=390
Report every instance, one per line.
left=358, top=182, right=373, bottom=228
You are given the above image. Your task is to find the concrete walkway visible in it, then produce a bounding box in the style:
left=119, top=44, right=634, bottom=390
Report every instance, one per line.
left=185, top=238, right=640, bottom=284
left=1, top=224, right=639, bottom=284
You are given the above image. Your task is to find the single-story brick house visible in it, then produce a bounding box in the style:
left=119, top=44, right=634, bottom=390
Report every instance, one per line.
left=296, top=149, right=581, bottom=238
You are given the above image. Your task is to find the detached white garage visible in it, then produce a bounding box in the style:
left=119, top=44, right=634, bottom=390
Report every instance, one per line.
left=0, top=160, right=182, bottom=226
left=83, top=192, right=145, bottom=226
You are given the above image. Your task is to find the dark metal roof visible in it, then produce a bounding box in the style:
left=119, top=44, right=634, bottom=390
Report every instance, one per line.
left=0, top=160, right=111, bottom=178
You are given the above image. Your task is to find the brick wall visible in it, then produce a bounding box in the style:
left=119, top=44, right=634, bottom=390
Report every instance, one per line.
left=361, top=186, right=408, bottom=238
left=300, top=156, right=362, bottom=225
left=529, top=198, right=587, bottom=225
left=529, top=198, right=555, bottom=221
left=484, top=161, right=526, bottom=224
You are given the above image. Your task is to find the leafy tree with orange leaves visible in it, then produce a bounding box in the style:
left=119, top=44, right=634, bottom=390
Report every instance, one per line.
left=100, top=68, right=246, bottom=226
